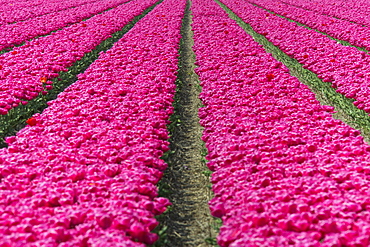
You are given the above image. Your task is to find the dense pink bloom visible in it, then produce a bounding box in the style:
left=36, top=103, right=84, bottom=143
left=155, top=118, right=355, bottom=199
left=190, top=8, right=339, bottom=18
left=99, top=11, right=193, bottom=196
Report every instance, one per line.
left=248, top=0, right=370, bottom=50
left=192, top=0, right=370, bottom=246
left=0, top=0, right=131, bottom=51
left=280, top=0, right=370, bottom=27
left=0, top=0, right=156, bottom=114
left=0, top=0, right=185, bottom=245
left=222, top=0, right=370, bottom=117
left=0, top=0, right=97, bottom=25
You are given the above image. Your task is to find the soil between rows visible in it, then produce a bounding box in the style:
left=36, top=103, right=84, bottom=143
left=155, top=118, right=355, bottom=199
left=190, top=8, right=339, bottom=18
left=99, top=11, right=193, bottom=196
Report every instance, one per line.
left=158, top=1, right=219, bottom=246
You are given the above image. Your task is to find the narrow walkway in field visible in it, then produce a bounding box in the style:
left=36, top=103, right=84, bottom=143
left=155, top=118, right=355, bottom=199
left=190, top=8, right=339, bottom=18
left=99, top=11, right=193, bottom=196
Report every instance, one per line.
left=158, top=1, right=219, bottom=246
left=216, top=0, right=370, bottom=143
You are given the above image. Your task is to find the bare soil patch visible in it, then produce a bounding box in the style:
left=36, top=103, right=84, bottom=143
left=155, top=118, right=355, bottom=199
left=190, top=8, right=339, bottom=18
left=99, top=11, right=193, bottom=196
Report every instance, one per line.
left=158, top=1, right=219, bottom=246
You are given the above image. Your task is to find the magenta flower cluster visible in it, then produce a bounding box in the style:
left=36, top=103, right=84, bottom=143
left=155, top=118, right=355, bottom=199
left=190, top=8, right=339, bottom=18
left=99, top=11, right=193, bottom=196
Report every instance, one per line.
left=222, top=0, right=370, bottom=116
left=0, top=0, right=156, bottom=116
left=280, top=0, right=370, bottom=27
left=0, top=0, right=96, bottom=25
left=248, top=0, right=370, bottom=50
left=192, top=0, right=370, bottom=246
left=0, top=0, right=131, bottom=51
left=0, top=0, right=185, bottom=245
left=0, top=0, right=98, bottom=25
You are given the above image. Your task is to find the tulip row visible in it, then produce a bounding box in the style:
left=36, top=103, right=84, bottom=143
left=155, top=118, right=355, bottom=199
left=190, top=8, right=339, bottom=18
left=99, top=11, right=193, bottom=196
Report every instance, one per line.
left=247, top=0, right=370, bottom=51
left=0, top=0, right=99, bottom=25
left=0, top=0, right=160, bottom=144
left=0, top=0, right=28, bottom=7
left=280, top=0, right=370, bottom=26
left=0, top=0, right=157, bottom=116
left=0, top=0, right=64, bottom=11
left=221, top=0, right=370, bottom=116
left=0, top=0, right=185, bottom=245
left=0, top=0, right=132, bottom=51
left=319, top=0, right=370, bottom=11
left=193, top=0, right=370, bottom=246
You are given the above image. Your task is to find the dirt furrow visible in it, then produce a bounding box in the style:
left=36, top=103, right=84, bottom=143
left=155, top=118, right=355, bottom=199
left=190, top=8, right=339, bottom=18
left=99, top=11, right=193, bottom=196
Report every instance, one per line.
left=158, top=1, right=219, bottom=246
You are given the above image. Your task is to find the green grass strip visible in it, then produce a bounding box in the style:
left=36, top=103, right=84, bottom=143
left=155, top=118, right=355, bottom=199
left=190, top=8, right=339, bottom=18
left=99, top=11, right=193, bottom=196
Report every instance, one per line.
left=215, top=0, right=370, bottom=143
left=0, top=0, right=163, bottom=148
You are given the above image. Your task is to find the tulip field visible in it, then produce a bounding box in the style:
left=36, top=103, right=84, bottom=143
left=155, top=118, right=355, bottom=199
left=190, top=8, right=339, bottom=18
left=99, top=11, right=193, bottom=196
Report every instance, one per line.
left=2, top=0, right=370, bottom=245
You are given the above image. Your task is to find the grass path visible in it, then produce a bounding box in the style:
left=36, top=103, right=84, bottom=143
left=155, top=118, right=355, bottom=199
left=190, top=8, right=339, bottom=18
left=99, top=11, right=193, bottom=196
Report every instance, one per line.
left=157, top=1, right=219, bottom=246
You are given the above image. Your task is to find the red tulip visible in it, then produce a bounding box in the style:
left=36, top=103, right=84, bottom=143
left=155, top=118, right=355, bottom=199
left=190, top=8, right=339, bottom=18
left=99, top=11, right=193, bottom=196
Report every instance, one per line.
left=26, top=117, right=37, bottom=126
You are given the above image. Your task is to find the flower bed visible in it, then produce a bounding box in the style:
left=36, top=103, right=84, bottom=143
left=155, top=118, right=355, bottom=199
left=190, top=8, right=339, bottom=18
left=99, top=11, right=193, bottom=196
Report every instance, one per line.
left=222, top=0, right=370, bottom=116
left=0, top=0, right=157, bottom=115
left=193, top=0, right=370, bottom=246
left=0, top=0, right=98, bottom=25
left=0, top=0, right=185, bottom=245
left=0, top=0, right=131, bottom=51
left=247, top=0, right=370, bottom=50
left=280, top=0, right=370, bottom=26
